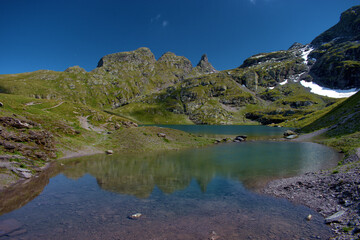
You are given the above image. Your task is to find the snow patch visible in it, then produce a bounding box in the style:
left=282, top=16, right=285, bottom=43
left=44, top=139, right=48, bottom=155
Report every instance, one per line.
left=299, top=46, right=314, bottom=65
left=279, top=79, right=288, bottom=85
left=300, top=80, right=358, bottom=98
left=252, top=54, right=265, bottom=59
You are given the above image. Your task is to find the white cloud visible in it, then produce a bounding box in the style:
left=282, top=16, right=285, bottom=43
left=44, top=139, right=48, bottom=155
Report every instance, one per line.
left=162, top=20, right=169, bottom=27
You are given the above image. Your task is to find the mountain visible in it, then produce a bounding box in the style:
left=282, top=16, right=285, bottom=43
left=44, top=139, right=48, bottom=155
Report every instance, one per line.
left=308, top=5, right=360, bottom=89
left=0, top=6, right=359, bottom=126
left=0, top=48, right=216, bottom=110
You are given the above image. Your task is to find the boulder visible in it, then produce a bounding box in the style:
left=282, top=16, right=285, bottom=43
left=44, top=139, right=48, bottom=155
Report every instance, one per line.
left=283, top=130, right=296, bottom=137
left=157, top=133, right=166, bottom=138
left=105, top=150, right=114, bottom=155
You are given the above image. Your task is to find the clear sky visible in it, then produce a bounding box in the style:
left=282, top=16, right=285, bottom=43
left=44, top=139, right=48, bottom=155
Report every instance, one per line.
left=0, top=0, right=358, bottom=74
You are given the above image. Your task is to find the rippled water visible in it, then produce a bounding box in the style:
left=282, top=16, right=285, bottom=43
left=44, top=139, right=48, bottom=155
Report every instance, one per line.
left=0, top=138, right=340, bottom=239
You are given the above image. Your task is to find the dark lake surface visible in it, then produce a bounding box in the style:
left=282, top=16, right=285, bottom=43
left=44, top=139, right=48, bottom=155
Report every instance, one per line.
left=0, top=126, right=341, bottom=240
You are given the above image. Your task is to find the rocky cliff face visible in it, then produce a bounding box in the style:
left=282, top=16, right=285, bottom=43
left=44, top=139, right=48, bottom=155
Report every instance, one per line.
left=308, top=6, right=360, bottom=89
left=311, top=6, right=360, bottom=47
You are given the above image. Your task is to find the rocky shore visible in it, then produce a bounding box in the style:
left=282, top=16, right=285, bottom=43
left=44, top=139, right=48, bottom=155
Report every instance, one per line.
left=263, top=150, right=360, bottom=240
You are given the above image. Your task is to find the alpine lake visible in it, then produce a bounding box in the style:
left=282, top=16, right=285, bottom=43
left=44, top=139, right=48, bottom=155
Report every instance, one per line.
left=0, top=125, right=341, bottom=240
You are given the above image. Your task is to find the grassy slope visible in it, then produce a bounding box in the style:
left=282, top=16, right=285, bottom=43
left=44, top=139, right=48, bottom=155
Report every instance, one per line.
left=0, top=93, right=213, bottom=189
left=299, top=91, right=360, bottom=155
left=108, top=102, right=194, bottom=125
left=0, top=94, right=212, bottom=152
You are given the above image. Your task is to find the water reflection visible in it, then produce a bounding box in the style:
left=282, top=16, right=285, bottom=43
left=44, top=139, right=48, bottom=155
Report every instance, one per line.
left=0, top=141, right=339, bottom=239
left=62, top=142, right=340, bottom=197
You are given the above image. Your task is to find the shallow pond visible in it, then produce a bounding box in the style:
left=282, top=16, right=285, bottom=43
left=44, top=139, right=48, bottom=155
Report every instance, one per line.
left=0, top=127, right=341, bottom=239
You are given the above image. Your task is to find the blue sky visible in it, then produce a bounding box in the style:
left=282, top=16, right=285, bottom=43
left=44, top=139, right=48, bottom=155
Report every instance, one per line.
left=0, top=0, right=358, bottom=74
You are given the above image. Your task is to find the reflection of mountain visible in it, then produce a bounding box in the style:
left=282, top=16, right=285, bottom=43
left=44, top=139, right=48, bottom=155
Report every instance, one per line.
left=62, top=142, right=340, bottom=197
left=0, top=163, right=59, bottom=215
left=62, top=151, right=215, bottom=198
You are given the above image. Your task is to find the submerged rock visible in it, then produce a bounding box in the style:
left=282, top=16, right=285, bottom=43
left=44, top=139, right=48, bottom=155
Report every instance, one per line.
left=0, top=219, right=23, bottom=237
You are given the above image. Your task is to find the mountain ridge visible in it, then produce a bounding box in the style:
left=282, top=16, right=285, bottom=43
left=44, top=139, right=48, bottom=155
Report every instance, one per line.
left=0, top=5, right=359, bottom=125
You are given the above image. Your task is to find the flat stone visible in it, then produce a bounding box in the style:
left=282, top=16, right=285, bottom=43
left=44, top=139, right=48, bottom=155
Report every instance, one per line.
left=0, top=219, right=22, bottom=237
left=19, top=172, right=32, bottom=179
left=16, top=168, right=31, bottom=173
left=286, top=135, right=298, bottom=139
left=325, top=210, right=346, bottom=223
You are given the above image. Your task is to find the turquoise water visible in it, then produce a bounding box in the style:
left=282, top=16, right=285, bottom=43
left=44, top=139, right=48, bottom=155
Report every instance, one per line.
left=150, top=124, right=291, bottom=138
left=0, top=127, right=340, bottom=239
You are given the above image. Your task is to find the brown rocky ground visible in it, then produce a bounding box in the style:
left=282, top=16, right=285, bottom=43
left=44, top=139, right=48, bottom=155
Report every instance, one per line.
left=263, top=151, right=360, bottom=240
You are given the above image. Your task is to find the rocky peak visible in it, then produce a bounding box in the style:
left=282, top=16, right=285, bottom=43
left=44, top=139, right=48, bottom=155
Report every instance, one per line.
left=311, top=5, right=360, bottom=47
left=288, top=42, right=305, bottom=50
left=64, top=65, right=86, bottom=74
left=96, top=47, right=156, bottom=69
left=156, top=52, right=193, bottom=73
left=195, top=54, right=217, bottom=74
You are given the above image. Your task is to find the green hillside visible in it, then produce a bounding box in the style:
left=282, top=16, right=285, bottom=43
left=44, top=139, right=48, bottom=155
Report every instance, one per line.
left=299, top=91, right=360, bottom=155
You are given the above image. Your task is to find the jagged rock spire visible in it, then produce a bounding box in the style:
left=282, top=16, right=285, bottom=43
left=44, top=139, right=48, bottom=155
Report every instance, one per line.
left=196, top=54, right=217, bottom=74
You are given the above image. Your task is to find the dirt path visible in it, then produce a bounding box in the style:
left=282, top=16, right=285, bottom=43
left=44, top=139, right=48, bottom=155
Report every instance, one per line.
left=78, top=116, right=104, bottom=133
left=42, top=101, right=64, bottom=110
left=292, top=128, right=329, bottom=142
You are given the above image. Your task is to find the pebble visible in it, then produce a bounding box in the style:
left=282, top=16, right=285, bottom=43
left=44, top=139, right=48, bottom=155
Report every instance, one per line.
left=306, top=214, right=312, bottom=221
left=128, top=213, right=142, bottom=220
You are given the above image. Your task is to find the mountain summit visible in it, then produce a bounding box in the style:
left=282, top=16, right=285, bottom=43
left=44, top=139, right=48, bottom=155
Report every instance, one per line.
left=195, top=54, right=217, bottom=74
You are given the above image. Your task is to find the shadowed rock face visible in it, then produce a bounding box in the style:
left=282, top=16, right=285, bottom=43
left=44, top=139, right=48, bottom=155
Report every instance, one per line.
left=311, top=6, right=360, bottom=47
left=309, top=5, right=360, bottom=89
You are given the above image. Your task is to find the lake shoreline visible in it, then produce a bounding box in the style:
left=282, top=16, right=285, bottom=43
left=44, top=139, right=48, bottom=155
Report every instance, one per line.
left=262, top=150, right=360, bottom=239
